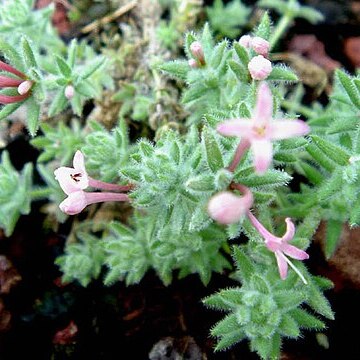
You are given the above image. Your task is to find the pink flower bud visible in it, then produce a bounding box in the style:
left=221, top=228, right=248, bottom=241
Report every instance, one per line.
left=208, top=190, right=253, bottom=225
left=239, top=35, right=252, bottom=48
left=17, top=80, right=33, bottom=95
left=190, top=41, right=205, bottom=65
left=65, top=85, right=75, bottom=99
left=248, top=55, right=272, bottom=80
left=59, top=191, right=87, bottom=215
left=188, top=59, right=199, bottom=68
left=251, top=37, right=270, bottom=57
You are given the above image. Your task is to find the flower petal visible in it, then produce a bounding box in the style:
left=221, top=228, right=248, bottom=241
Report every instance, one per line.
left=281, top=244, right=309, bottom=260
left=217, top=119, right=254, bottom=138
left=251, top=139, right=273, bottom=174
left=54, top=167, right=82, bottom=195
left=59, top=191, right=87, bottom=215
left=282, top=217, right=296, bottom=242
left=275, top=251, right=288, bottom=280
left=73, top=150, right=86, bottom=172
left=268, top=120, right=310, bottom=140
left=253, top=82, right=273, bottom=126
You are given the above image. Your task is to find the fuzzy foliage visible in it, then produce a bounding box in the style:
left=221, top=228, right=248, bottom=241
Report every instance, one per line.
left=103, top=214, right=230, bottom=286
left=204, top=246, right=333, bottom=358
left=0, top=151, right=33, bottom=236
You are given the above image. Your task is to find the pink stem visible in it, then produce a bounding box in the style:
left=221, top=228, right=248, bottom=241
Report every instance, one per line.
left=227, top=139, right=250, bottom=173
left=246, top=210, right=279, bottom=243
left=0, top=76, right=23, bottom=88
left=84, top=192, right=130, bottom=206
left=88, top=177, right=133, bottom=192
left=0, top=93, right=29, bottom=104
left=0, top=61, right=26, bottom=79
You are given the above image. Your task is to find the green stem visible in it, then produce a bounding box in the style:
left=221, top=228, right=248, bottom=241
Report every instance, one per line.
left=270, top=14, right=293, bottom=50
left=30, top=187, right=52, bottom=200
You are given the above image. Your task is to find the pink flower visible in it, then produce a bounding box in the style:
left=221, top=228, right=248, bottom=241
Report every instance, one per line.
left=208, top=186, right=253, bottom=224
left=217, top=83, right=310, bottom=174
left=54, top=150, right=89, bottom=195
left=59, top=191, right=129, bottom=215
left=247, top=211, right=309, bottom=282
left=248, top=55, right=272, bottom=80
left=251, top=37, right=270, bottom=57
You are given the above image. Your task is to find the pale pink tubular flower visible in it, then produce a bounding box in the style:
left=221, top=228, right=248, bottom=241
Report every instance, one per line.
left=208, top=184, right=253, bottom=224
left=0, top=60, right=26, bottom=79
left=0, top=75, right=23, bottom=88
left=0, top=93, right=30, bottom=104
left=248, top=55, right=272, bottom=80
left=54, top=150, right=89, bottom=195
left=59, top=191, right=129, bottom=215
left=54, top=150, right=132, bottom=195
left=247, top=211, right=309, bottom=283
left=217, top=82, right=310, bottom=174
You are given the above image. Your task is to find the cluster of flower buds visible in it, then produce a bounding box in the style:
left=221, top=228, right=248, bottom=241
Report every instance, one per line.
left=239, top=35, right=272, bottom=80
left=0, top=60, right=33, bottom=104
left=188, top=41, right=206, bottom=68
left=54, top=151, right=131, bottom=215
left=207, top=82, right=310, bottom=282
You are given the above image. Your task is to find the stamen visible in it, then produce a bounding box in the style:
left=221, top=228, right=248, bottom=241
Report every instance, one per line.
left=279, top=252, right=308, bottom=285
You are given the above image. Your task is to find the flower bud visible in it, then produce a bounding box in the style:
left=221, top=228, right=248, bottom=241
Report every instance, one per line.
left=248, top=55, right=272, bottom=80
left=188, top=59, right=199, bottom=68
left=17, top=80, right=33, bottom=95
left=59, top=191, right=87, bottom=215
left=239, top=35, right=252, bottom=48
left=251, top=37, right=270, bottom=57
left=208, top=191, right=253, bottom=225
left=190, top=41, right=205, bottom=65
left=64, top=85, right=75, bottom=99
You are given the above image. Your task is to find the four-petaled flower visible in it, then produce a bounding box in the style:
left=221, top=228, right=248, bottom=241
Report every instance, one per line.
left=247, top=211, right=309, bottom=282
left=217, top=82, right=310, bottom=174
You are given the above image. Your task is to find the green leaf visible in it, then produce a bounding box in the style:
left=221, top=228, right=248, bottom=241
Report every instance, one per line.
left=26, top=97, right=40, bottom=136
left=158, top=60, right=189, bottom=81
left=254, top=12, right=271, bottom=40
left=56, top=55, right=72, bottom=78
left=290, top=308, right=326, bottom=330
left=21, top=37, right=37, bottom=68
left=268, top=66, right=298, bottom=82
left=0, top=40, right=23, bottom=70
left=232, top=246, right=254, bottom=282
left=202, top=127, right=224, bottom=173
left=228, top=60, right=247, bottom=82
left=325, top=220, right=343, bottom=259
left=210, top=40, right=228, bottom=69
left=80, top=57, right=105, bottom=79
left=186, top=175, right=214, bottom=192
left=48, top=90, right=68, bottom=117
left=336, top=69, right=360, bottom=109
left=0, top=102, right=23, bottom=121
left=311, top=135, right=350, bottom=166
left=233, top=42, right=249, bottom=66
left=278, top=314, right=300, bottom=338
